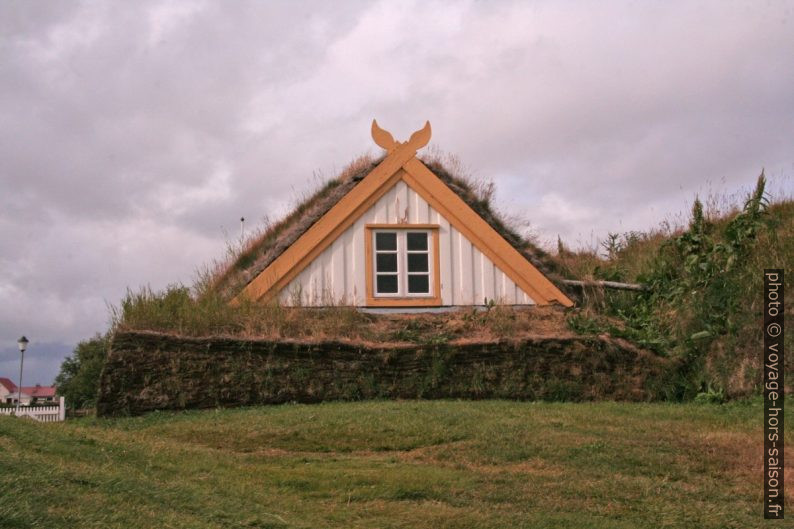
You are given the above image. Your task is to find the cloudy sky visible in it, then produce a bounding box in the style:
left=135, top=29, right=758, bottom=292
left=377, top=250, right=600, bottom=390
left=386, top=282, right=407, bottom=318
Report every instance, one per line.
left=1, top=0, right=792, bottom=385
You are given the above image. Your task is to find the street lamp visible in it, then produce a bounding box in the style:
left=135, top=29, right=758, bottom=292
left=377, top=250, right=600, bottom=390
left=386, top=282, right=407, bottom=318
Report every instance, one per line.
left=16, top=336, right=28, bottom=415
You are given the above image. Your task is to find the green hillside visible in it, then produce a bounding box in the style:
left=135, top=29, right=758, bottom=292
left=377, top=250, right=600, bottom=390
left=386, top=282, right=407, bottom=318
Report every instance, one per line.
left=1, top=399, right=790, bottom=528
left=559, top=174, right=792, bottom=398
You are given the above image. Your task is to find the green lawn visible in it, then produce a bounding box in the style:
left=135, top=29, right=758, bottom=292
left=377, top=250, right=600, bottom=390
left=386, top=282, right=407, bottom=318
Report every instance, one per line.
left=0, top=399, right=789, bottom=528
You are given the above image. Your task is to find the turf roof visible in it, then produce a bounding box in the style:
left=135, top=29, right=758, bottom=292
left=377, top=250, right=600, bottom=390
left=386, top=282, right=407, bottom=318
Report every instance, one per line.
left=213, top=154, right=570, bottom=301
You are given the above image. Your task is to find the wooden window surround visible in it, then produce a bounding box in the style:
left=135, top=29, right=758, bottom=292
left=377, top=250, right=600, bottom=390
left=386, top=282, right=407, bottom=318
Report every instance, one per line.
left=364, top=224, right=441, bottom=307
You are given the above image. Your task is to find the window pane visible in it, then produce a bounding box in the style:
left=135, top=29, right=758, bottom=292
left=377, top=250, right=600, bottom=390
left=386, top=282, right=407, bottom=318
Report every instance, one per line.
left=375, top=232, right=397, bottom=251
left=407, top=274, right=429, bottom=294
left=376, top=274, right=398, bottom=293
left=406, top=232, right=428, bottom=251
left=407, top=253, right=428, bottom=272
left=376, top=253, right=397, bottom=272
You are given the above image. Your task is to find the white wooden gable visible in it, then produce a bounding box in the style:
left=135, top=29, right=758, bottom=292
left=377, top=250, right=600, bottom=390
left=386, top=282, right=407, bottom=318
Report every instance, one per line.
left=279, top=177, right=535, bottom=307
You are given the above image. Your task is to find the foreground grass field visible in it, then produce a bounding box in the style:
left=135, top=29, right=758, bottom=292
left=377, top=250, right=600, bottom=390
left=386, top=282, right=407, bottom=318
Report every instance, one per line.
left=0, top=400, right=791, bottom=528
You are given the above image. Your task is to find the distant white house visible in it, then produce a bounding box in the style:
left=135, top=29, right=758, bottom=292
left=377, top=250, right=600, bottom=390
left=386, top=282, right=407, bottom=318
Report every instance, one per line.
left=0, top=377, right=57, bottom=405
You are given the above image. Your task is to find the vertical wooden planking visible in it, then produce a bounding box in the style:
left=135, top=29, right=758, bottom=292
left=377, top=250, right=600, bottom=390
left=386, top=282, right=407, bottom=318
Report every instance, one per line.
left=288, top=267, right=311, bottom=306
left=383, top=183, right=397, bottom=223
left=340, top=228, right=351, bottom=303
left=329, top=237, right=344, bottom=304
left=285, top=270, right=299, bottom=305
left=315, top=258, right=326, bottom=305
left=449, top=225, right=461, bottom=305
left=408, top=183, right=418, bottom=223
left=472, top=247, right=483, bottom=305
left=482, top=258, right=495, bottom=303
left=370, top=186, right=384, bottom=223
left=502, top=274, right=516, bottom=304
left=381, top=184, right=389, bottom=223
left=306, top=261, right=319, bottom=305
left=435, top=208, right=452, bottom=305
left=304, top=260, right=316, bottom=305
left=279, top=281, right=291, bottom=305
left=292, top=268, right=307, bottom=306
left=493, top=267, right=504, bottom=303
left=521, top=286, right=536, bottom=305
left=458, top=234, right=474, bottom=304
left=414, top=182, right=432, bottom=224
left=318, top=244, right=329, bottom=303
left=350, top=216, right=366, bottom=305
left=347, top=221, right=358, bottom=305
left=395, top=179, right=409, bottom=222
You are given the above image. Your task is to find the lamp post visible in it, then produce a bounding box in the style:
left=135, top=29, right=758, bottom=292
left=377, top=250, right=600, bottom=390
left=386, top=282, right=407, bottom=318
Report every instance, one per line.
left=16, top=336, right=28, bottom=415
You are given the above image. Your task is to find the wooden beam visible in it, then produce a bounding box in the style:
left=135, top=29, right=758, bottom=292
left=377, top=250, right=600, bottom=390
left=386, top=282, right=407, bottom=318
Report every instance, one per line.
left=561, top=279, right=649, bottom=292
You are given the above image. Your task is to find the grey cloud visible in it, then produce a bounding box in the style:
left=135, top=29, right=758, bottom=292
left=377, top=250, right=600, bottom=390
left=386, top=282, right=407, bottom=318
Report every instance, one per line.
left=0, top=341, right=73, bottom=387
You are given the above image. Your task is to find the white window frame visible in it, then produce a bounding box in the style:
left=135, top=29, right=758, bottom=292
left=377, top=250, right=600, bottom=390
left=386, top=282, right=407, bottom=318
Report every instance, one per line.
left=372, top=229, right=434, bottom=298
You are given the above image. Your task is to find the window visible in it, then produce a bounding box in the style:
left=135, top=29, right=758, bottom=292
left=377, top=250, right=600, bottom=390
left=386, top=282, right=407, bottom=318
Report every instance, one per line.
left=405, top=232, right=430, bottom=294
left=366, top=225, right=440, bottom=306
left=374, top=232, right=398, bottom=294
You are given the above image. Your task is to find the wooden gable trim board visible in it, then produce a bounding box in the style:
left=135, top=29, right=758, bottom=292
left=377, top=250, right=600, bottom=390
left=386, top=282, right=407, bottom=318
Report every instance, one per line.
left=364, top=224, right=442, bottom=307
left=234, top=121, right=573, bottom=308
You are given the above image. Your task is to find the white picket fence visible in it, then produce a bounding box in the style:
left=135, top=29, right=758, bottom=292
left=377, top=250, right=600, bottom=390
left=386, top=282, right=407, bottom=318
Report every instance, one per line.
left=0, top=396, right=66, bottom=422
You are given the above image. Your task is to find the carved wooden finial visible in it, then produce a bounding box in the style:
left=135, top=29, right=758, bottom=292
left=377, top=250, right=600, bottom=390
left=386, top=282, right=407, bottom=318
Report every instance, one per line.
left=371, top=120, right=431, bottom=153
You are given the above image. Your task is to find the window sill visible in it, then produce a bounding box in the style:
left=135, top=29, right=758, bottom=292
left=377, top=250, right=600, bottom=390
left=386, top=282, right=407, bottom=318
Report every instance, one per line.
left=365, top=295, right=442, bottom=307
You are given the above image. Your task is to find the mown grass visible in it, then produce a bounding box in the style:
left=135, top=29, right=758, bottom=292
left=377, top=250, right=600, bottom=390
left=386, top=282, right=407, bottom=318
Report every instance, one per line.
left=1, top=400, right=790, bottom=528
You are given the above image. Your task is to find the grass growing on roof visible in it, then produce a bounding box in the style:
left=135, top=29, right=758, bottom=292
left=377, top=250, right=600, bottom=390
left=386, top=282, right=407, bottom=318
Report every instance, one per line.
left=113, top=284, right=574, bottom=344
left=210, top=154, right=382, bottom=300
left=1, top=399, right=790, bottom=528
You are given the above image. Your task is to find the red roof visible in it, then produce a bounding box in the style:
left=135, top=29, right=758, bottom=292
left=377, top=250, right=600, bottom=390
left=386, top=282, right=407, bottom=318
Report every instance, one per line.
left=0, top=379, right=56, bottom=397
left=23, top=385, right=57, bottom=398
left=0, top=377, right=17, bottom=392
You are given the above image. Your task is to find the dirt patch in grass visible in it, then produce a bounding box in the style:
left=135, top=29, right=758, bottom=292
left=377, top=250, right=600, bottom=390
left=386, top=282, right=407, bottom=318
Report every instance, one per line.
left=670, top=429, right=793, bottom=502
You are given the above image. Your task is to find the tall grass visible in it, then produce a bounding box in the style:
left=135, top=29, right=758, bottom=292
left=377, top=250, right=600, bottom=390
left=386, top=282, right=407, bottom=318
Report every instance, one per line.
left=111, top=281, right=572, bottom=345
left=562, top=173, right=793, bottom=397
left=111, top=284, right=377, bottom=342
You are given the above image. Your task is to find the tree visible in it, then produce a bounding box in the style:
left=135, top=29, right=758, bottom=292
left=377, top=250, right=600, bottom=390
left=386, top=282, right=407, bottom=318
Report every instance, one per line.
left=55, top=334, right=109, bottom=410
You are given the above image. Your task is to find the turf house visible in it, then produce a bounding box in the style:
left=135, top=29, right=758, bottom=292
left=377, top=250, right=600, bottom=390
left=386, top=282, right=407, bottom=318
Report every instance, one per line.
left=97, top=121, right=679, bottom=417
left=222, top=121, right=573, bottom=310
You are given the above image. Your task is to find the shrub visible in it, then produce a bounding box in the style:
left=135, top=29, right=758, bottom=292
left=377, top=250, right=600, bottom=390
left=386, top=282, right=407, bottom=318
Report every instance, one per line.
left=54, top=334, right=109, bottom=410
left=565, top=172, right=792, bottom=398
